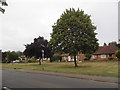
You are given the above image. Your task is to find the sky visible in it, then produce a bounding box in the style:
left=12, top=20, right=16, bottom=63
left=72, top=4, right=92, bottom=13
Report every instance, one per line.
left=0, top=0, right=119, bottom=52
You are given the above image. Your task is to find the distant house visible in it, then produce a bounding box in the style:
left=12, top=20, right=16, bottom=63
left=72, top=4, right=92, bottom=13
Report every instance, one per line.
left=91, top=45, right=118, bottom=61
left=61, top=53, right=85, bottom=62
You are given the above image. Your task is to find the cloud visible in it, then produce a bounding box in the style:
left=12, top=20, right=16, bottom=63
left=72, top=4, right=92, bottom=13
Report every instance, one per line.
left=1, top=0, right=118, bottom=51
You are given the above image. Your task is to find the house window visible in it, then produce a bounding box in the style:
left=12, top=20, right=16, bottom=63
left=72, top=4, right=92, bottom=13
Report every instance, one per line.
left=101, top=55, right=106, bottom=58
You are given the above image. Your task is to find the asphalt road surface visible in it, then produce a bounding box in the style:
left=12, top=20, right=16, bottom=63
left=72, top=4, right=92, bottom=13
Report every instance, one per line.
left=2, top=69, right=118, bottom=88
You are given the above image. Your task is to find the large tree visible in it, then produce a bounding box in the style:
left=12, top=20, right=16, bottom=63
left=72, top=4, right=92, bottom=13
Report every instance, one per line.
left=49, top=8, right=99, bottom=67
left=24, top=36, right=51, bottom=59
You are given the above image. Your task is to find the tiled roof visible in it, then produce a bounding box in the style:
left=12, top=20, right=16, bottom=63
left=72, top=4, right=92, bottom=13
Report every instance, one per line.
left=93, top=45, right=118, bottom=55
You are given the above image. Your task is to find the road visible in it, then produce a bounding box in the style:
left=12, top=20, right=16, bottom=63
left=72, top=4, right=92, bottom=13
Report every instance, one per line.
left=2, top=69, right=118, bottom=88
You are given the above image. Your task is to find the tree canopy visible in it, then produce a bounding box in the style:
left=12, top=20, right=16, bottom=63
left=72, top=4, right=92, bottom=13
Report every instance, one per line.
left=23, top=36, right=51, bottom=59
left=2, top=51, right=23, bottom=63
left=49, top=8, right=99, bottom=67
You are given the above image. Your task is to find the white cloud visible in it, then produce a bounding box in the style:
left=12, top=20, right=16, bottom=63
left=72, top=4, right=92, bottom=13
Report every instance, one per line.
left=1, top=0, right=118, bottom=51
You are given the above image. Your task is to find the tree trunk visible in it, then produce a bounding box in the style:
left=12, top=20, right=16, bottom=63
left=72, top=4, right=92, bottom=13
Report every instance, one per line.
left=74, top=55, right=78, bottom=67
left=50, top=57, right=52, bottom=62
left=39, top=58, right=41, bottom=65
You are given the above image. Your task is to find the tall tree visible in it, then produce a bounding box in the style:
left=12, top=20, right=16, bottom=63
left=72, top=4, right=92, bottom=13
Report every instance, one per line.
left=24, top=36, right=51, bottom=59
left=49, top=8, right=99, bottom=67
left=0, top=0, right=8, bottom=14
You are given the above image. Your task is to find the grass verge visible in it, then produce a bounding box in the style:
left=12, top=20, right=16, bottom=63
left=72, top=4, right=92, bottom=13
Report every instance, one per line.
left=2, top=61, right=119, bottom=77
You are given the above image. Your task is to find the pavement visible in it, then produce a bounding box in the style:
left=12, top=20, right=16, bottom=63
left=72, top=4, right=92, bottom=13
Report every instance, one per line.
left=13, top=69, right=119, bottom=84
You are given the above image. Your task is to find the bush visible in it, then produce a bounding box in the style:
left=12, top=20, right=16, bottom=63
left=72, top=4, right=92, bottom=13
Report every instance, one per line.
left=28, top=59, right=32, bottom=63
left=52, top=54, right=61, bottom=62
left=20, top=57, right=37, bottom=63
left=115, top=50, right=120, bottom=60
left=93, top=59, right=97, bottom=60
left=2, top=59, right=7, bottom=63
left=84, top=53, right=92, bottom=61
left=108, top=57, right=114, bottom=60
left=84, top=58, right=89, bottom=61
left=6, top=51, right=19, bottom=63
left=28, top=57, right=37, bottom=63
left=2, top=51, right=23, bottom=63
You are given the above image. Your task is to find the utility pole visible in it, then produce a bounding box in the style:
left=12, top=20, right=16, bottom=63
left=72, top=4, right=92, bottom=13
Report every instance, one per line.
left=42, top=50, right=44, bottom=62
left=41, top=50, right=44, bottom=70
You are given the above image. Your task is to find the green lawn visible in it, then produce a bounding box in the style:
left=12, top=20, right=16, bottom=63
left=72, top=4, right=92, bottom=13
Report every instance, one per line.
left=2, top=61, right=119, bottom=77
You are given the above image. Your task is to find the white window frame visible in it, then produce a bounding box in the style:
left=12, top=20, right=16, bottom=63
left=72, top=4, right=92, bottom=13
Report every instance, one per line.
left=101, top=55, right=106, bottom=58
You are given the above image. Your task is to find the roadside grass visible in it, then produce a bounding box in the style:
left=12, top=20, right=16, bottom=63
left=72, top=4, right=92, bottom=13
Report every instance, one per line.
left=2, top=61, right=119, bottom=77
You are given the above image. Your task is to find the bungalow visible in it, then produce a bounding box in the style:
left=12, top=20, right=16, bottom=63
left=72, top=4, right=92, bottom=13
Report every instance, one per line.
left=61, top=53, right=85, bottom=62
left=91, top=45, right=118, bottom=61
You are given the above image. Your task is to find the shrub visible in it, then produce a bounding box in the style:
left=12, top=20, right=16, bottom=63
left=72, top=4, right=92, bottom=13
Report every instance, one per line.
left=2, top=59, right=7, bottom=63
left=84, top=58, right=89, bottom=61
left=115, top=50, right=120, bottom=60
left=28, top=59, right=32, bottom=63
left=6, top=51, right=19, bottom=63
left=84, top=53, right=92, bottom=61
left=52, top=54, right=61, bottom=62
left=108, top=57, right=114, bottom=60
left=93, top=58, right=97, bottom=60
left=28, top=57, right=37, bottom=63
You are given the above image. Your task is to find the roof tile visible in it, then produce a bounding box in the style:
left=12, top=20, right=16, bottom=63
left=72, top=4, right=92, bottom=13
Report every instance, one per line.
left=93, top=45, right=118, bottom=55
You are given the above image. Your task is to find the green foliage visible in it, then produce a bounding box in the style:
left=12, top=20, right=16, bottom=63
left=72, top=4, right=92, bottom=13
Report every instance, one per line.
left=2, top=58, right=7, bottom=63
left=2, top=62, right=118, bottom=77
left=49, top=8, right=98, bottom=66
left=108, top=57, right=114, bottom=60
left=29, top=57, right=37, bottom=63
left=93, top=58, right=97, bottom=60
left=115, top=50, right=120, bottom=59
left=49, top=8, right=98, bottom=55
left=24, top=36, right=51, bottom=59
left=2, top=51, right=23, bottom=63
left=16, top=51, right=23, bottom=57
left=21, top=57, right=37, bottom=63
left=52, top=54, right=61, bottom=61
left=6, top=51, right=19, bottom=63
left=84, top=53, right=92, bottom=61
